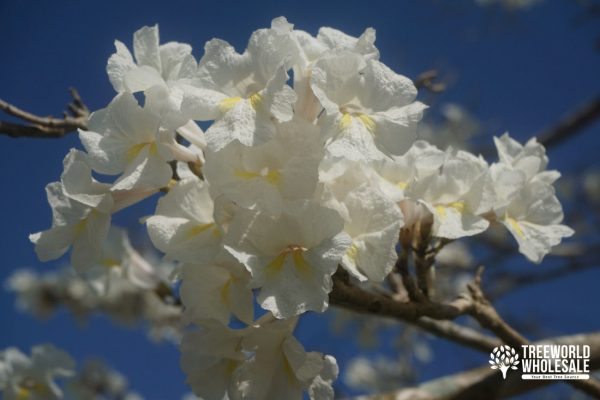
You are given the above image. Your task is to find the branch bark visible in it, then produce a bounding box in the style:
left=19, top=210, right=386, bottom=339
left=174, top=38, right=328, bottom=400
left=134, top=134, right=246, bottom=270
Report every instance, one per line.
left=0, top=88, right=89, bottom=138
left=330, top=269, right=499, bottom=353
left=467, top=267, right=600, bottom=398
left=331, top=266, right=600, bottom=398
left=353, top=332, right=600, bottom=400
left=537, top=95, right=600, bottom=148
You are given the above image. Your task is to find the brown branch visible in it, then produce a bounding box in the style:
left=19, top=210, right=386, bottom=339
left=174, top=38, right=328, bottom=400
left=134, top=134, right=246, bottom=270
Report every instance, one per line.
left=415, top=318, right=501, bottom=353
left=465, top=266, right=600, bottom=398
left=395, top=250, right=423, bottom=303
left=0, top=88, right=89, bottom=138
left=330, top=269, right=497, bottom=354
left=466, top=267, right=529, bottom=347
left=477, top=94, right=600, bottom=158
left=331, top=266, right=600, bottom=397
left=331, top=269, right=473, bottom=322
left=537, top=95, right=600, bottom=148
left=353, top=332, right=600, bottom=400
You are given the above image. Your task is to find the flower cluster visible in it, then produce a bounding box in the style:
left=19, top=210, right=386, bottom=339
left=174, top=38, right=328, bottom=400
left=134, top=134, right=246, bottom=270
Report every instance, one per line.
left=6, top=263, right=181, bottom=342
left=0, top=345, right=143, bottom=400
left=29, top=17, right=572, bottom=399
left=0, top=345, right=75, bottom=400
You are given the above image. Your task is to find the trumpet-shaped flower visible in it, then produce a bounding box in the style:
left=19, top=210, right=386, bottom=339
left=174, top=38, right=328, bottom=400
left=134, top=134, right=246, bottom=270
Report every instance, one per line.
left=225, top=200, right=351, bottom=318
left=79, top=93, right=195, bottom=191
left=0, top=345, right=75, bottom=400
left=319, top=158, right=403, bottom=281
left=238, top=318, right=338, bottom=400
left=30, top=151, right=113, bottom=269
left=60, top=149, right=113, bottom=211
left=489, top=134, right=573, bottom=262
left=180, top=253, right=254, bottom=325
left=489, top=149, right=574, bottom=263
left=285, top=17, right=379, bottom=69
left=406, top=149, right=494, bottom=239
left=204, top=118, right=323, bottom=215
left=499, top=179, right=574, bottom=263
left=311, top=52, right=426, bottom=160
left=318, top=157, right=383, bottom=219
left=373, top=140, right=446, bottom=202
left=493, top=132, right=559, bottom=183
left=180, top=321, right=245, bottom=400
left=107, top=25, right=203, bottom=128
left=316, top=26, right=379, bottom=60
left=146, top=178, right=222, bottom=264
left=286, top=17, right=380, bottom=122
left=80, top=227, right=164, bottom=295
left=339, top=184, right=403, bottom=282
left=192, top=21, right=298, bottom=151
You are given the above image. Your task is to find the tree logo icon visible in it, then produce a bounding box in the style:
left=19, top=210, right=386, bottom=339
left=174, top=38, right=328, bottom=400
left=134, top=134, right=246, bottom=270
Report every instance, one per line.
left=489, top=345, right=520, bottom=379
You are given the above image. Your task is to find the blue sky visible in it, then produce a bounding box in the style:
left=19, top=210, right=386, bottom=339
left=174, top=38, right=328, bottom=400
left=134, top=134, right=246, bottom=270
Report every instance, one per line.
left=1, top=0, right=599, bottom=398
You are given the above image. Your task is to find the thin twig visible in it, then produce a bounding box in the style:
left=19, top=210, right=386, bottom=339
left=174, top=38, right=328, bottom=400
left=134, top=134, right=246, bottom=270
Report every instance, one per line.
left=537, top=95, right=600, bottom=148
left=465, top=266, right=600, bottom=398
left=0, top=88, right=89, bottom=138
left=353, top=332, right=600, bottom=400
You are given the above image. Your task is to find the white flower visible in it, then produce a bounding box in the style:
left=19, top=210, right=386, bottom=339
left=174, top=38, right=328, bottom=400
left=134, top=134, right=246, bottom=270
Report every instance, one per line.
left=490, top=134, right=573, bottom=262
left=176, top=120, right=207, bottom=153
left=146, top=178, right=222, bottom=264
left=496, top=175, right=574, bottom=263
left=289, top=18, right=379, bottom=68
left=30, top=152, right=113, bottom=269
left=180, top=321, right=245, bottom=400
left=107, top=24, right=202, bottom=128
left=318, top=157, right=382, bottom=220
left=238, top=318, right=338, bottom=400
left=0, top=345, right=75, bottom=400
left=286, top=17, right=380, bottom=122
left=193, top=20, right=298, bottom=151
left=80, top=93, right=196, bottom=191
left=406, top=149, right=494, bottom=239
left=225, top=200, right=351, bottom=318
left=66, top=359, right=141, bottom=400
left=180, top=253, right=254, bottom=325
left=311, top=52, right=426, bottom=160
left=339, top=184, right=403, bottom=282
left=494, top=132, right=559, bottom=183
left=316, top=25, right=379, bottom=60
left=80, top=227, right=163, bottom=295
left=318, top=158, right=403, bottom=281
left=204, top=118, right=323, bottom=215
left=60, top=149, right=113, bottom=211
left=373, top=140, right=445, bottom=202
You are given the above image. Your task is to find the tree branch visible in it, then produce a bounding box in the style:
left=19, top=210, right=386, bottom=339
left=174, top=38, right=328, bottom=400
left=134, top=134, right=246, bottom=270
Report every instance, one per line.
left=537, top=95, right=600, bottom=148
left=415, top=318, right=501, bottom=352
left=331, top=266, right=600, bottom=398
left=465, top=266, right=600, bottom=398
left=330, top=269, right=473, bottom=322
left=0, top=88, right=89, bottom=138
left=330, top=269, right=498, bottom=354
left=353, top=331, right=600, bottom=400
